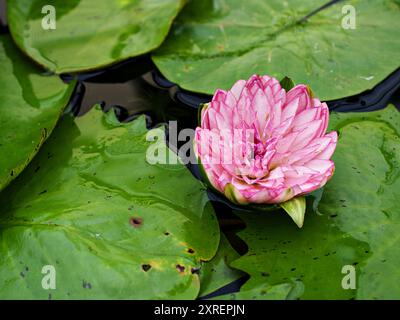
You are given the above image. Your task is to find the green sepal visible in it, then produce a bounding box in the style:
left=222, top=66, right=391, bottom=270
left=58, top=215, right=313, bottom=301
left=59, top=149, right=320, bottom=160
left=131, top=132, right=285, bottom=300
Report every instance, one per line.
left=197, top=103, right=209, bottom=125
left=279, top=196, right=306, bottom=228
left=279, top=76, right=296, bottom=91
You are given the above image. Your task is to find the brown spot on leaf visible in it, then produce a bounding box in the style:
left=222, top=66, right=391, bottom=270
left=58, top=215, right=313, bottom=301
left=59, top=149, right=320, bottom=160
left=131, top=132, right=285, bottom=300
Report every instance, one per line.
left=129, top=217, right=143, bottom=227
left=142, top=264, right=151, bottom=272
left=187, top=248, right=195, bottom=254
left=82, top=280, right=92, bottom=289
left=176, top=264, right=185, bottom=273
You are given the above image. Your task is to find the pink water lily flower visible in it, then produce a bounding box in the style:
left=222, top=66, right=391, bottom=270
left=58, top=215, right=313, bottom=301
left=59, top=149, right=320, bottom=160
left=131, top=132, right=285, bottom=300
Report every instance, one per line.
left=194, top=75, right=337, bottom=205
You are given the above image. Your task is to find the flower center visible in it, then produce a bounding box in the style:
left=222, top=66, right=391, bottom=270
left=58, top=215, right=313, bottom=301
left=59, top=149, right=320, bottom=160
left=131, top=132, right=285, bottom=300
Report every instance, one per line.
left=253, top=143, right=265, bottom=160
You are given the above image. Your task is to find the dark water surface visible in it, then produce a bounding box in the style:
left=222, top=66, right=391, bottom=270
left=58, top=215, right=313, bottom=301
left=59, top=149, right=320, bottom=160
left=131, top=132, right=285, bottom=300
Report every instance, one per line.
left=70, top=59, right=400, bottom=123
left=0, top=0, right=6, bottom=32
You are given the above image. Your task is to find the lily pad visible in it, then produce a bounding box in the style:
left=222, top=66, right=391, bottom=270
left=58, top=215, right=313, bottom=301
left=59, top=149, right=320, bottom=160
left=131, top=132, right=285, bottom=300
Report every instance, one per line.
left=7, top=0, right=185, bottom=73
left=199, top=233, right=244, bottom=298
left=0, top=107, right=220, bottom=299
left=153, top=0, right=400, bottom=100
left=229, top=105, right=400, bottom=299
left=211, top=282, right=297, bottom=300
left=0, top=34, right=75, bottom=191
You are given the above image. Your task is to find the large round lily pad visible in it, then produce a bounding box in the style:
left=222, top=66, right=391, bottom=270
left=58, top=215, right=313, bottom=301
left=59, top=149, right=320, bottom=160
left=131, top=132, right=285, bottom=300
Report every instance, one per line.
left=229, top=105, right=400, bottom=299
left=7, top=0, right=185, bottom=73
left=0, top=107, right=220, bottom=299
left=0, top=34, right=75, bottom=191
left=153, top=0, right=400, bottom=100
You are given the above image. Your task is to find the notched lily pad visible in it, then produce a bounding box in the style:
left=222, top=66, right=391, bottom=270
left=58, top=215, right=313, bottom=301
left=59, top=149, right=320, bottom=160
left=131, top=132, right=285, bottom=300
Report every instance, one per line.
left=0, top=106, right=220, bottom=299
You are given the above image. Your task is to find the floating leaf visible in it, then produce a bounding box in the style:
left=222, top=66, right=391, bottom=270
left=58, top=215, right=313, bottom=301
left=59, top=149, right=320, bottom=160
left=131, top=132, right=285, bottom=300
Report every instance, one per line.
left=0, top=34, right=75, bottom=191
left=0, top=107, right=220, bottom=299
left=153, top=0, right=400, bottom=100
left=8, top=0, right=185, bottom=73
left=211, top=281, right=301, bottom=300
left=229, top=105, right=400, bottom=299
left=199, top=233, right=244, bottom=298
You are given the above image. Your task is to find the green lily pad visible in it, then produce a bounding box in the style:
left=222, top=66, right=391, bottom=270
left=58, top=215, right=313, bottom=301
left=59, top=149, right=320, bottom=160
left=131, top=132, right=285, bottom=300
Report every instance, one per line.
left=199, top=233, right=244, bottom=298
left=7, top=0, right=185, bottom=73
left=211, top=281, right=302, bottom=300
left=229, top=105, right=400, bottom=299
left=153, top=0, right=400, bottom=100
left=0, top=34, right=75, bottom=192
left=0, top=107, right=220, bottom=299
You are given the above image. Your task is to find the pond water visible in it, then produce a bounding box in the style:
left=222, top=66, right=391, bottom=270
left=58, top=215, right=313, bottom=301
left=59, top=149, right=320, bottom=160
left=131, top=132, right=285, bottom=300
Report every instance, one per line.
left=64, top=58, right=400, bottom=138
left=0, top=1, right=6, bottom=31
